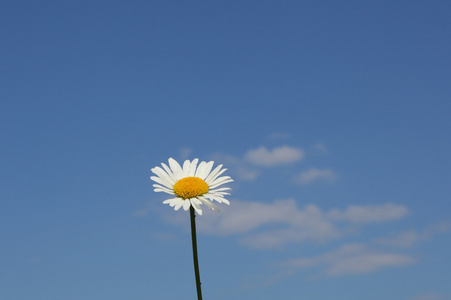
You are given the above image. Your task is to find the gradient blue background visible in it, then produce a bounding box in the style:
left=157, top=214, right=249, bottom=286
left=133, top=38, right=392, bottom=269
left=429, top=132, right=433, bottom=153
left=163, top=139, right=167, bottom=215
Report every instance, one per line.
left=1, top=1, right=450, bottom=299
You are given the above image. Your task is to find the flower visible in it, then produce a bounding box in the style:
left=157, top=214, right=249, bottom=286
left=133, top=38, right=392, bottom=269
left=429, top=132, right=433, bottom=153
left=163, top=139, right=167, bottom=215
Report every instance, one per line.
left=151, top=158, right=233, bottom=215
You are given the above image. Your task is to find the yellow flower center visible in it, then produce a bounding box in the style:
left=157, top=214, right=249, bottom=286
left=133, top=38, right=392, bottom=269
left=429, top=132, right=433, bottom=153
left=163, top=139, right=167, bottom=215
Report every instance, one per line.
left=173, top=177, right=209, bottom=200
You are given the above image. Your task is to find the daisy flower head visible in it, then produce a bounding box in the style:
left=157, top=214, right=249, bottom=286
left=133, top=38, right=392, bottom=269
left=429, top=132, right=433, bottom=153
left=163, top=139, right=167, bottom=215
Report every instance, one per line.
left=151, top=158, right=233, bottom=215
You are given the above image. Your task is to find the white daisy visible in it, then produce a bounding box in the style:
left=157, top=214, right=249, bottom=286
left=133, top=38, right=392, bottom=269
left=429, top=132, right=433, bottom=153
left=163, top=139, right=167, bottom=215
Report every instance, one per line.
left=150, top=158, right=233, bottom=215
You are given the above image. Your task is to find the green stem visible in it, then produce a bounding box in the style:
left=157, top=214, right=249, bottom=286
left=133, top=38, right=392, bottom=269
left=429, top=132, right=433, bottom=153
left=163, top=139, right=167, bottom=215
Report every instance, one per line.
left=190, top=206, right=203, bottom=300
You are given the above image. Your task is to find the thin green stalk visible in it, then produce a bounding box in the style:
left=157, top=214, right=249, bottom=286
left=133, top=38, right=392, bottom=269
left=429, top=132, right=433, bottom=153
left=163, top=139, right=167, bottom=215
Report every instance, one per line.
left=190, top=206, right=203, bottom=300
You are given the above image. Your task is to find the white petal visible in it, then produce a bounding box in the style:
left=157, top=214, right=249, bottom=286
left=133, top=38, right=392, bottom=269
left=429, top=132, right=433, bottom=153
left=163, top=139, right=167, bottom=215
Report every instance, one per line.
left=168, top=198, right=182, bottom=207
left=190, top=199, right=203, bottom=215
left=152, top=183, right=172, bottom=190
left=182, top=199, right=191, bottom=211
left=210, top=175, right=231, bottom=184
left=169, top=158, right=183, bottom=180
left=189, top=159, right=199, bottom=177
left=174, top=200, right=184, bottom=211
left=150, top=176, right=173, bottom=189
left=215, top=192, right=231, bottom=196
left=209, top=181, right=233, bottom=190
left=209, top=193, right=230, bottom=205
left=198, top=197, right=220, bottom=212
left=205, top=165, right=223, bottom=183
left=208, top=177, right=233, bottom=189
left=206, top=168, right=227, bottom=184
left=198, top=161, right=214, bottom=180
left=154, top=187, right=175, bottom=194
left=205, top=194, right=224, bottom=203
left=161, top=163, right=177, bottom=182
left=182, top=160, right=191, bottom=177
left=210, top=187, right=231, bottom=192
left=205, top=193, right=231, bottom=205
left=163, top=198, right=179, bottom=205
left=152, top=166, right=176, bottom=185
left=195, top=161, right=206, bottom=178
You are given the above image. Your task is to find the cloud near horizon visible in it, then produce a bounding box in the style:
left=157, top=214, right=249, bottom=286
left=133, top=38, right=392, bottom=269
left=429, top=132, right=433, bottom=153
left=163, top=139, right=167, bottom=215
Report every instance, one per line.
left=375, top=221, right=451, bottom=247
left=328, top=203, right=409, bottom=223
left=155, top=196, right=442, bottom=278
left=192, top=199, right=409, bottom=249
left=158, top=198, right=448, bottom=278
left=408, top=294, right=443, bottom=300
left=283, top=243, right=416, bottom=277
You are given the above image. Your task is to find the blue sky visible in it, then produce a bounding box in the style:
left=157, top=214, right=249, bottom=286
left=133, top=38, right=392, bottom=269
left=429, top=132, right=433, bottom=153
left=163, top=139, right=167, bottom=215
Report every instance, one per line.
left=1, top=1, right=450, bottom=299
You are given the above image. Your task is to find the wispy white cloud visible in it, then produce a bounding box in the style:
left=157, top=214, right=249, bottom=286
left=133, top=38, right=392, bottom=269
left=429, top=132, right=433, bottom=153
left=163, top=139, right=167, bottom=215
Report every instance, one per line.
left=235, top=167, right=260, bottom=181
left=375, top=221, right=451, bottom=248
left=197, top=199, right=330, bottom=236
left=284, top=243, right=416, bottom=276
left=408, top=294, right=443, bottom=300
left=235, top=202, right=341, bottom=249
left=210, top=153, right=260, bottom=181
left=294, top=168, right=336, bottom=185
left=244, top=146, right=304, bottom=167
left=311, top=142, right=328, bottom=153
left=328, top=203, right=409, bottom=223
left=156, top=196, right=446, bottom=279
left=179, top=147, right=192, bottom=160
left=133, top=207, right=150, bottom=217
left=195, top=200, right=409, bottom=249
left=266, top=132, right=292, bottom=140
left=425, top=221, right=451, bottom=234
left=211, top=144, right=308, bottom=181
left=376, top=231, right=422, bottom=248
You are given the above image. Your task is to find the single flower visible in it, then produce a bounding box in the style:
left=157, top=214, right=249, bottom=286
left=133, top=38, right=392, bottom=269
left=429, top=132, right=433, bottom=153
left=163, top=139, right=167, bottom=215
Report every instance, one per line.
left=151, top=158, right=233, bottom=215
